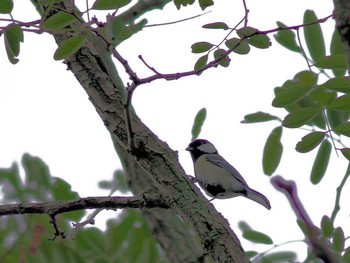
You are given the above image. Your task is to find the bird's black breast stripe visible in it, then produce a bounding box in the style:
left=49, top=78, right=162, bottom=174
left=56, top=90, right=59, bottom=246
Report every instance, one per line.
left=201, top=183, right=225, bottom=196
left=201, top=182, right=248, bottom=197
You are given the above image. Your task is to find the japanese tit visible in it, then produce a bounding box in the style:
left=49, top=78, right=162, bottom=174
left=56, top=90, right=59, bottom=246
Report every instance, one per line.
left=186, top=139, right=271, bottom=210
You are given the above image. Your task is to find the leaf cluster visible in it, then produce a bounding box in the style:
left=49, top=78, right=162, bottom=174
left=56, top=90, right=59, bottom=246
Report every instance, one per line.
left=191, top=24, right=271, bottom=73
left=240, top=9, right=350, bottom=262
left=0, top=154, right=169, bottom=263
left=242, top=10, right=350, bottom=181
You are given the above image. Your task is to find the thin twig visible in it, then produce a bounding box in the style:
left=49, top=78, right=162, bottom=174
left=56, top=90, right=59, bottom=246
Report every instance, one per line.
left=242, top=0, right=249, bottom=27
left=252, top=239, right=305, bottom=263
left=49, top=214, right=65, bottom=240
left=257, top=14, right=332, bottom=35
left=144, top=11, right=211, bottom=28
left=112, top=49, right=139, bottom=82
left=296, top=28, right=312, bottom=70
left=67, top=184, right=122, bottom=239
left=330, top=162, right=350, bottom=223
left=108, top=14, right=332, bottom=154
left=85, top=0, right=90, bottom=21
left=125, top=83, right=137, bottom=151
left=111, top=50, right=140, bottom=151
left=323, top=108, right=339, bottom=157
left=134, top=14, right=333, bottom=86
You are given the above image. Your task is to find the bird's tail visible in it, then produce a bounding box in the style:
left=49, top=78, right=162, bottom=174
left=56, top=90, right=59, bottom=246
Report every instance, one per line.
left=246, top=188, right=271, bottom=210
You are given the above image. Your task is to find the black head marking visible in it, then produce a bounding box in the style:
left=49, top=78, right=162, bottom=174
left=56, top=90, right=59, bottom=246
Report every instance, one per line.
left=186, top=139, right=218, bottom=161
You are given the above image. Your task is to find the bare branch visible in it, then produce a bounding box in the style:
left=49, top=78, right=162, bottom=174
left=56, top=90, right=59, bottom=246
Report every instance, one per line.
left=330, top=162, right=350, bottom=223
left=144, top=11, right=211, bottom=28
left=271, top=176, right=338, bottom=263
left=0, top=194, right=168, bottom=217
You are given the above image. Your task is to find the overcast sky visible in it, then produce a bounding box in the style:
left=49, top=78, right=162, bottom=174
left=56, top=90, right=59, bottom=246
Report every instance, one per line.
left=0, top=0, right=343, bottom=259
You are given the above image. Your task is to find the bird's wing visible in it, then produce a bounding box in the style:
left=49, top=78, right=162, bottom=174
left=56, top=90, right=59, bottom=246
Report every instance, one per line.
left=205, top=154, right=249, bottom=186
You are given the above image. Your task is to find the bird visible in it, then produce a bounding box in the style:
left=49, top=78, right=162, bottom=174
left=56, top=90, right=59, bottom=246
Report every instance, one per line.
left=186, top=139, right=271, bottom=210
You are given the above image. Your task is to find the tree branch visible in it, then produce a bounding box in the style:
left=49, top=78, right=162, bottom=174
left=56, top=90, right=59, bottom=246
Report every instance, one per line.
left=39, top=2, right=250, bottom=262
left=271, top=176, right=338, bottom=263
left=0, top=195, right=168, bottom=217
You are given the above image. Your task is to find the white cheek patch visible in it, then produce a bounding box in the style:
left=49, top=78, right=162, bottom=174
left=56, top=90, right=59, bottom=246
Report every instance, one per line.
left=197, top=143, right=217, bottom=153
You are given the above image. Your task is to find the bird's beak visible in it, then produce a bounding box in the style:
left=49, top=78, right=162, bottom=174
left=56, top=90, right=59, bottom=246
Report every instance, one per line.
left=185, top=146, right=192, bottom=151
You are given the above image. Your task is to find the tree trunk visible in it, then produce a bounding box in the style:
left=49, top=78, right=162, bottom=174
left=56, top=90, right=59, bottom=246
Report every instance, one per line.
left=36, top=1, right=250, bottom=262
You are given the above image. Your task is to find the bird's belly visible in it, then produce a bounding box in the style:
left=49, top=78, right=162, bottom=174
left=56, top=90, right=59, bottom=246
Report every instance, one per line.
left=195, top=156, right=239, bottom=198
left=195, top=156, right=233, bottom=184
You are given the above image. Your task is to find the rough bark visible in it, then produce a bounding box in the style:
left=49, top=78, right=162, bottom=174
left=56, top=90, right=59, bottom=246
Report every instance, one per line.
left=37, top=1, right=250, bottom=262
left=333, top=0, right=350, bottom=68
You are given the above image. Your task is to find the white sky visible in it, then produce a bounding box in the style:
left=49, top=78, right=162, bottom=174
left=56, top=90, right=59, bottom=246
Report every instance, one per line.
left=0, top=0, right=346, bottom=260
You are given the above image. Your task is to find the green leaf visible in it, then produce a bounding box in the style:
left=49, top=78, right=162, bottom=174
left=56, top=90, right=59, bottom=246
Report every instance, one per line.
left=310, top=140, right=331, bottom=184
left=42, top=11, right=76, bottom=31
left=311, top=112, right=327, bottom=130
left=113, top=170, right=128, bottom=193
left=274, top=22, right=301, bottom=52
left=293, top=70, right=318, bottom=86
left=4, top=24, right=24, bottom=64
left=242, top=230, right=273, bottom=245
left=54, top=35, right=86, bottom=60
left=245, top=251, right=258, bottom=259
left=328, top=94, right=350, bottom=111
left=0, top=163, right=24, bottom=201
left=22, top=154, right=51, bottom=200
left=319, top=77, right=350, bottom=93
left=101, top=16, right=146, bottom=46
left=98, top=180, right=112, bottom=189
left=202, top=22, right=228, bottom=30
left=198, top=0, right=213, bottom=10
left=261, top=251, right=297, bottom=262
left=333, top=122, right=350, bottom=137
left=173, top=0, right=195, bottom=9
left=241, top=111, right=280, bottom=123
left=238, top=221, right=252, bottom=232
left=194, top=54, right=208, bottom=73
left=247, top=34, right=271, bottom=49
left=92, top=0, right=132, bottom=10
left=51, top=177, right=84, bottom=221
left=327, top=109, right=350, bottom=131
left=296, top=219, right=308, bottom=235
left=225, top=38, right=250, bottom=54
left=282, top=107, right=320, bottom=128
left=330, top=28, right=346, bottom=77
left=307, top=87, right=335, bottom=108
left=76, top=228, right=105, bottom=256
left=98, top=170, right=127, bottom=194
left=0, top=0, right=13, bottom=14
left=191, top=108, right=207, bottom=140
left=331, top=28, right=345, bottom=56
left=343, top=247, right=350, bottom=262
left=295, top=131, right=325, bottom=153
left=191, top=41, right=213, bottom=53
left=237, top=27, right=271, bottom=49
left=320, top=215, right=333, bottom=238
left=214, top=49, right=230, bottom=67
left=263, top=126, right=283, bottom=175
left=340, top=148, right=350, bottom=161
left=332, top=227, right=345, bottom=252
left=272, top=83, right=312, bottom=107
left=303, top=10, right=325, bottom=61
left=314, top=54, right=347, bottom=70
left=51, top=177, right=80, bottom=200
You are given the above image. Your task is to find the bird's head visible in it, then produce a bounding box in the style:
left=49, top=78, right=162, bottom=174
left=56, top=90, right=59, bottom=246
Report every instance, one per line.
left=186, top=139, right=218, bottom=161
